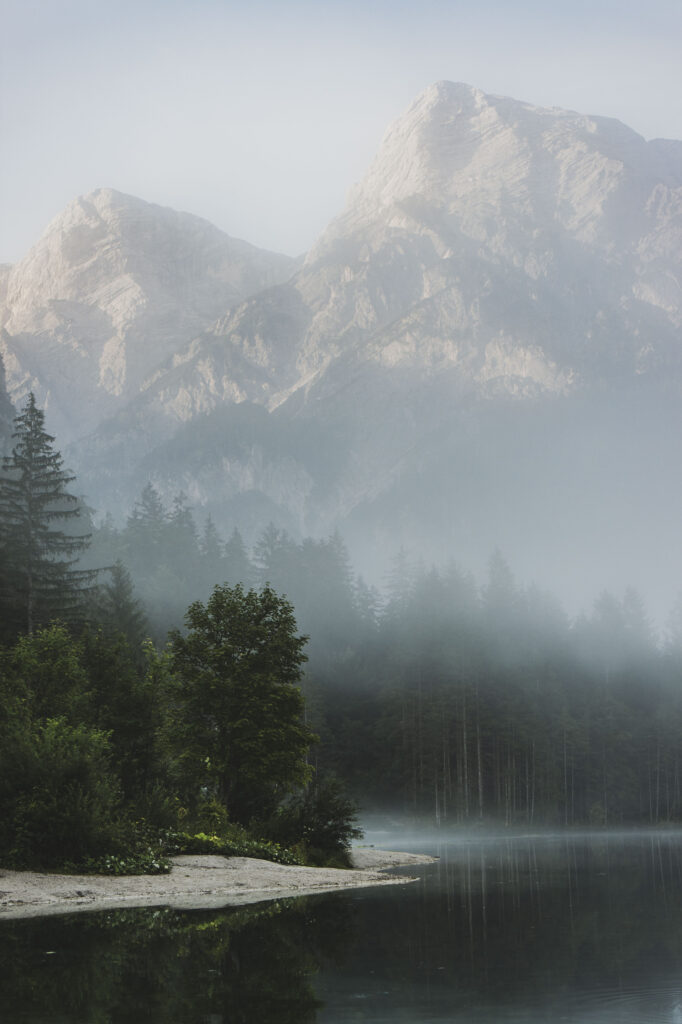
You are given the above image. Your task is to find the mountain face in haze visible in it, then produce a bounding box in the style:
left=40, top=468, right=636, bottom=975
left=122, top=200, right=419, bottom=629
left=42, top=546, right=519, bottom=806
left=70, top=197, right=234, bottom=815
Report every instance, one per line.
left=113, top=80, right=679, bottom=434
left=2, top=84, right=681, bottom=608
left=0, top=188, right=295, bottom=440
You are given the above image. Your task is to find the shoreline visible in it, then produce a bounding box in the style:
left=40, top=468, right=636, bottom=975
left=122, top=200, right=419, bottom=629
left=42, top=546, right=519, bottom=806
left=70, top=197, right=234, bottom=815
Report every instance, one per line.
left=0, top=848, right=436, bottom=921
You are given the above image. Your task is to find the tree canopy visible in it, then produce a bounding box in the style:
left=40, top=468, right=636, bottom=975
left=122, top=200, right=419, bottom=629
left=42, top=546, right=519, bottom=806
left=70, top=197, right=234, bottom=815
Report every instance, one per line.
left=168, top=583, right=317, bottom=824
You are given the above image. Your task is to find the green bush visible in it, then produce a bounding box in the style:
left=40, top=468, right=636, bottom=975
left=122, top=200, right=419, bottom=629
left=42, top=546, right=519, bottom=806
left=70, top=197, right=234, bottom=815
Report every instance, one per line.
left=85, top=850, right=171, bottom=875
left=260, top=777, right=362, bottom=867
left=2, top=718, right=125, bottom=870
left=170, top=827, right=304, bottom=865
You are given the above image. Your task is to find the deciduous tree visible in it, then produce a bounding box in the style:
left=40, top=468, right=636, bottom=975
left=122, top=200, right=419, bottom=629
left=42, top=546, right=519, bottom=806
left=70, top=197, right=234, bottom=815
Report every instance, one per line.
left=168, top=583, right=316, bottom=824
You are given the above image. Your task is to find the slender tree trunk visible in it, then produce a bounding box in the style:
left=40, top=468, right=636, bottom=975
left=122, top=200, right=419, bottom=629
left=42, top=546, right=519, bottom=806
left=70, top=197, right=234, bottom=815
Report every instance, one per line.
left=462, top=689, right=469, bottom=819
left=476, top=713, right=484, bottom=821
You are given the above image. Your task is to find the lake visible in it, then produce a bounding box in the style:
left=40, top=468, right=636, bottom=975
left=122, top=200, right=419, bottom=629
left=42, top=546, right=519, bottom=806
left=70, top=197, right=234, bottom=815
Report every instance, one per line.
left=3, top=830, right=682, bottom=1022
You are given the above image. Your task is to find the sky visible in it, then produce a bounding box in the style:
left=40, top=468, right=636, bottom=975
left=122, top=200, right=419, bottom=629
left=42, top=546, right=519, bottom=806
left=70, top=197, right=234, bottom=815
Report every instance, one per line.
left=1, top=0, right=680, bottom=263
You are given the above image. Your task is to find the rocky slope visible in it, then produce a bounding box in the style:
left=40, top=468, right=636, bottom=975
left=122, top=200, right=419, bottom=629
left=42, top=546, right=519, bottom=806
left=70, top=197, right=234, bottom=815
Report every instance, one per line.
left=2, top=84, right=681, bottom=607
left=120, top=80, right=681, bottom=442
left=0, top=189, right=295, bottom=440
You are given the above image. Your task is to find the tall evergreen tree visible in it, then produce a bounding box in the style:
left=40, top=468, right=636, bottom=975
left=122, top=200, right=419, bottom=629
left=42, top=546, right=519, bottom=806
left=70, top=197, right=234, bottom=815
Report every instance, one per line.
left=0, top=393, right=94, bottom=637
left=124, top=483, right=168, bottom=575
left=93, top=560, right=149, bottom=652
left=224, top=527, right=253, bottom=586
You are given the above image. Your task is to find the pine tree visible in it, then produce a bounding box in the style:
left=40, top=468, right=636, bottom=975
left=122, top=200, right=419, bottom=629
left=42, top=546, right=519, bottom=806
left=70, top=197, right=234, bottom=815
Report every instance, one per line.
left=224, top=526, right=253, bottom=585
left=199, top=514, right=223, bottom=563
left=93, top=560, right=149, bottom=651
left=0, top=393, right=95, bottom=637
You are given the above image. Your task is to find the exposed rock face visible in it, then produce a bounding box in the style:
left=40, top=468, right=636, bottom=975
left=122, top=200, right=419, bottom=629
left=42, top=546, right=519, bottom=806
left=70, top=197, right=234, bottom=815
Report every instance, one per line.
left=0, top=189, right=295, bottom=440
left=113, top=81, right=681, bottom=450
left=2, top=85, right=681, bottom=606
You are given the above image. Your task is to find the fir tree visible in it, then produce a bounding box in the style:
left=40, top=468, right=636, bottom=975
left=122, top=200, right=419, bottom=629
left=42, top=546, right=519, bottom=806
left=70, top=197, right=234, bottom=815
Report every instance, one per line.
left=0, top=393, right=94, bottom=637
left=93, top=560, right=149, bottom=652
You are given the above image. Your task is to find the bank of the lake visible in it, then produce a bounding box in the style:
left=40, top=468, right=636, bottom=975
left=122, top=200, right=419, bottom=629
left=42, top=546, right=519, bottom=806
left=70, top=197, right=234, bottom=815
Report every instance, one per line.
left=0, top=848, right=436, bottom=920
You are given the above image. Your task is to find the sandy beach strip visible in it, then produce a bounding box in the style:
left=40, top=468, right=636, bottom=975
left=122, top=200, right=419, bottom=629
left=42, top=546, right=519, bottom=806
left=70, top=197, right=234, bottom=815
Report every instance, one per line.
left=0, top=848, right=436, bottom=920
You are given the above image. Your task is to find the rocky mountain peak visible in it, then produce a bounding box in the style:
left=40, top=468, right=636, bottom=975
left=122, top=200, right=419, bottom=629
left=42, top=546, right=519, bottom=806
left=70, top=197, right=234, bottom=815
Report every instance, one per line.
left=1, top=83, right=681, bottom=601
left=309, top=81, right=676, bottom=265
left=0, top=189, right=295, bottom=441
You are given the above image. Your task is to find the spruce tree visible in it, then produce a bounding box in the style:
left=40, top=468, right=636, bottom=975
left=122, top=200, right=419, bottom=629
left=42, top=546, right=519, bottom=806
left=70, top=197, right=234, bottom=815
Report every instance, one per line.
left=0, top=393, right=94, bottom=637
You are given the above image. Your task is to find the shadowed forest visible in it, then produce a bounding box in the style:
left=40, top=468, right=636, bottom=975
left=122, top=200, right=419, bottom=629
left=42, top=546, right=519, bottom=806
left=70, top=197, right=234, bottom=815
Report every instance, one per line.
left=2, top=394, right=682, bottom=880
left=86, top=493, right=682, bottom=827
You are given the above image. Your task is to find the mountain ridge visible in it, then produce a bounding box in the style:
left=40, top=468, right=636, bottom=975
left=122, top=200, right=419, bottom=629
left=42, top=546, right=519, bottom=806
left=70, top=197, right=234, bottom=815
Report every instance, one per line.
left=0, top=187, right=296, bottom=440
left=1, top=83, right=681, bottom=611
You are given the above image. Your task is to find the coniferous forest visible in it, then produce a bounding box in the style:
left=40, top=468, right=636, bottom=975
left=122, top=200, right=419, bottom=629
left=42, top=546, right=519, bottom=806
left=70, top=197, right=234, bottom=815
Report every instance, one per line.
left=2, top=394, right=682, bottom=876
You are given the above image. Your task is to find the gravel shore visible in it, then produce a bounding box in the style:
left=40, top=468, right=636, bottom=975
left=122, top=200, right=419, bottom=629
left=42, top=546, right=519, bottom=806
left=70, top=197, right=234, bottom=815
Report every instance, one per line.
left=0, top=848, right=436, bottom=920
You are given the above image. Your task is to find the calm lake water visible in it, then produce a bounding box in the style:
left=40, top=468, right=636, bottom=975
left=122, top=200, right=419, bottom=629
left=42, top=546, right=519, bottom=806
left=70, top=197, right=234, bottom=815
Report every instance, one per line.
left=3, top=830, right=682, bottom=1023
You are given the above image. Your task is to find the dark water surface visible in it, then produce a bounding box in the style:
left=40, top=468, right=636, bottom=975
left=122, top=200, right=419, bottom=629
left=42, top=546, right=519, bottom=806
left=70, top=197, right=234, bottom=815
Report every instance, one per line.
left=3, top=831, right=682, bottom=1023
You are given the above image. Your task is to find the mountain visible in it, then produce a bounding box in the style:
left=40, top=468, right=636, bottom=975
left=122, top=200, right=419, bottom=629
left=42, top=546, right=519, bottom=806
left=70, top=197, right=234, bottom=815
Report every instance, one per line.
left=114, top=80, right=680, bottom=439
left=0, top=189, right=296, bottom=441
left=3, top=84, right=682, bottom=612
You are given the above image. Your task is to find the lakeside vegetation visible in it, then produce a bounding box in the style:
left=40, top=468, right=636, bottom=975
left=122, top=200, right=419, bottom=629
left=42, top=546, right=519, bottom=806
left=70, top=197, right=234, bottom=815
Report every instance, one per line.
left=0, top=395, right=359, bottom=873
left=2, top=393, right=682, bottom=877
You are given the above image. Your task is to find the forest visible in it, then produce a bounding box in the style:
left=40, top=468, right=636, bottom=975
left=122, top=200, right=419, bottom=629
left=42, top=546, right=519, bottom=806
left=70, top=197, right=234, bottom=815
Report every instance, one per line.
left=0, top=395, right=358, bottom=873
left=2, top=394, right=682, bottom=877
left=83, top=467, right=682, bottom=830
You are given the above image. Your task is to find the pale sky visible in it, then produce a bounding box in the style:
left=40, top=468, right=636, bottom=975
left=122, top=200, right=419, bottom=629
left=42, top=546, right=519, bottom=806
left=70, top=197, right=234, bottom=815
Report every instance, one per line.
left=1, top=0, right=680, bottom=263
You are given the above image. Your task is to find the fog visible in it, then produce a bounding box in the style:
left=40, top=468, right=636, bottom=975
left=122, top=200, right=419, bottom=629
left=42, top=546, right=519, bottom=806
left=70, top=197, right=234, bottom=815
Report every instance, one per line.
left=3, top=0, right=682, bottom=835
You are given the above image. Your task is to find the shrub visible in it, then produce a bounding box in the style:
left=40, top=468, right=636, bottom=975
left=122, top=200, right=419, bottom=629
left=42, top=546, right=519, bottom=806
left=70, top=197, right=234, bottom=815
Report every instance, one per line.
left=260, top=777, right=362, bottom=867
left=170, top=827, right=304, bottom=865
left=3, top=718, right=125, bottom=870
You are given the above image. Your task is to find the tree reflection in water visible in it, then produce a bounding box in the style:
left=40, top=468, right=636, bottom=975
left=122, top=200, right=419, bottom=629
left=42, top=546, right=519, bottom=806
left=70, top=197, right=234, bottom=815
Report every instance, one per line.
left=0, top=895, right=354, bottom=1023
left=5, top=834, right=682, bottom=1024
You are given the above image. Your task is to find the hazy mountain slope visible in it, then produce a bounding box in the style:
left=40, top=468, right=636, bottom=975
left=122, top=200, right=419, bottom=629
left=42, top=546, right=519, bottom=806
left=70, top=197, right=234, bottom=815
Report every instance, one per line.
left=0, top=189, right=295, bottom=441
left=94, top=81, right=681, bottom=451
left=79, top=83, right=681, bottom=499
left=6, top=83, right=682, bottom=611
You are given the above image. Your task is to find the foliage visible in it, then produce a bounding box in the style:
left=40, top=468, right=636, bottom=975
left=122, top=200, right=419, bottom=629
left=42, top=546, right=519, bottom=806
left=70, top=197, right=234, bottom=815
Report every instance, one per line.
left=261, top=777, right=363, bottom=867
left=170, top=828, right=304, bottom=865
left=1, top=717, right=124, bottom=870
left=167, top=582, right=316, bottom=824
left=0, top=393, right=95, bottom=638
left=86, top=850, right=171, bottom=875
left=90, top=560, right=149, bottom=652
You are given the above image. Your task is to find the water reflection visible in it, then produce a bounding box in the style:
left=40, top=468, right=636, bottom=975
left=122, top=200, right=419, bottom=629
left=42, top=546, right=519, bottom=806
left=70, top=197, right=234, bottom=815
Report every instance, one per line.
left=0, top=897, right=352, bottom=1023
left=315, top=830, right=682, bottom=1023
left=4, top=832, right=682, bottom=1022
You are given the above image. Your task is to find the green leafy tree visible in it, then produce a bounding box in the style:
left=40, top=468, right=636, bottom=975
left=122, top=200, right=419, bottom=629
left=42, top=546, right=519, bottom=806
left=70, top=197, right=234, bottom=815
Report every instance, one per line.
left=0, top=393, right=94, bottom=636
left=168, top=583, right=316, bottom=824
left=0, top=624, right=124, bottom=868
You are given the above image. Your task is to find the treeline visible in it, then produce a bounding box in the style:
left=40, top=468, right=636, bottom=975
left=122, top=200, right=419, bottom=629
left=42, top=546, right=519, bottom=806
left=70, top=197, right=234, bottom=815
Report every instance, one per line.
left=83, top=487, right=358, bottom=647
left=4, top=392, right=682, bottom=843
left=82, top=478, right=682, bottom=827
left=314, top=553, right=682, bottom=826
